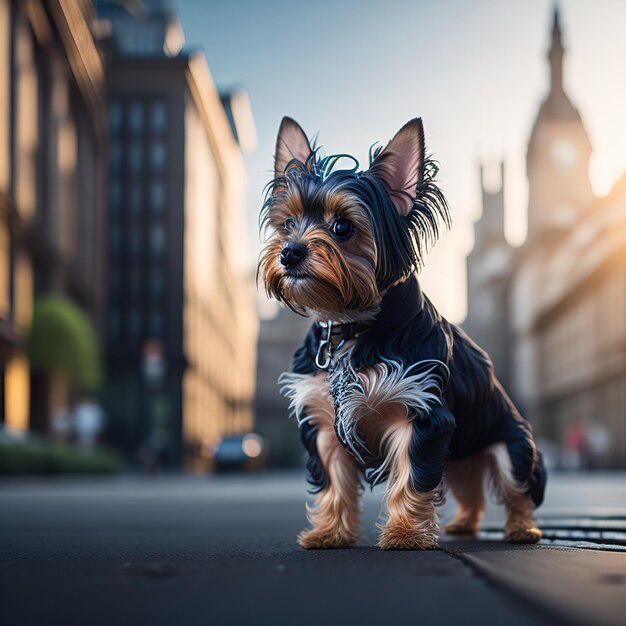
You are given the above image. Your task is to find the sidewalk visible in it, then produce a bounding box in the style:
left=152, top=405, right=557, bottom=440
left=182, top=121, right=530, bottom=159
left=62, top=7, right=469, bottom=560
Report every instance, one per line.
left=1, top=471, right=624, bottom=626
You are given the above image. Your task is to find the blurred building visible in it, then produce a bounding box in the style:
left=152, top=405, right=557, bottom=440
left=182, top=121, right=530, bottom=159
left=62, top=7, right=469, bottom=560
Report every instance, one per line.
left=463, top=163, right=513, bottom=390
left=466, top=9, right=626, bottom=465
left=97, top=0, right=258, bottom=469
left=0, top=0, right=107, bottom=432
left=254, top=306, right=310, bottom=466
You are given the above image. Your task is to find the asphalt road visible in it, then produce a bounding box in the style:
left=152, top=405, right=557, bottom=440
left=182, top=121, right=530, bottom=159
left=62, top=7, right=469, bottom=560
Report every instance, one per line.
left=1, top=471, right=625, bottom=626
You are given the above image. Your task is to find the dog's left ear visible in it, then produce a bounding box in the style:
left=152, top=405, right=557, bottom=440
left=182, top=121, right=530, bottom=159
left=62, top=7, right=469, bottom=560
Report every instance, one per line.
left=368, top=118, right=425, bottom=217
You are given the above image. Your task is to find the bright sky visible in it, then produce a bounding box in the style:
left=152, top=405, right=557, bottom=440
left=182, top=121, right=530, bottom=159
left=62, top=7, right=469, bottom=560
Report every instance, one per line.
left=177, top=0, right=626, bottom=323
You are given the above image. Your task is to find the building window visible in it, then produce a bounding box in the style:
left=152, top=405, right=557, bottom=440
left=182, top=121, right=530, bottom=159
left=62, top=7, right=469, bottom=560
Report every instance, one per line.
left=150, top=224, right=165, bottom=257
left=0, top=0, right=10, bottom=193
left=129, top=227, right=141, bottom=257
left=129, top=267, right=141, bottom=300
left=149, top=268, right=163, bottom=298
left=0, top=217, right=9, bottom=316
left=109, top=100, right=123, bottom=135
left=128, top=309, right=141, bottom=342
left=110, top=140, right=123, bottom=173
left=149, top=180, right=165, bottom=212
left=108, top=309, right=121, bottom=341
left=109, top=267, right=121, bottom=299
left=150, top=101, right=167, bottom=133
left=14, top=252, right=33, bottom=329
left=150, top=141, right=166, bottom=171
left=128, top=100, right=144, bottom=134
left=149, top=310, right=163, bottom=337
left=110, top=224, right=122, bottom=256
left=128, top=140, right=143, bottom=173
left=110, top=179, right=122, bottom=215
left=4, top=355, right=29, bottom=433
left=14, top=25, right=38, bottom=220
left=130, top=182, right=142, bottom=216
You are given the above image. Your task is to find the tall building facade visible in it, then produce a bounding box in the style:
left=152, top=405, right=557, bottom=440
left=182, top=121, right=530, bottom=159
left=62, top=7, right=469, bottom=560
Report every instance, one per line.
left=97, top=1, right=258, bottom=468
left=0, top=0, right=107, bottom=432
left=463, top=163, right=512, bottom=391
left=466, top=9, right=626, bottom=465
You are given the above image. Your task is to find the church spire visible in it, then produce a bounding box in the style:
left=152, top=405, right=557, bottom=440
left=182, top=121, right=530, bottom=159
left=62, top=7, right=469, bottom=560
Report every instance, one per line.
left=549, top=6, right=564, bottom=93
left=526, top=5, right=594, bottom=237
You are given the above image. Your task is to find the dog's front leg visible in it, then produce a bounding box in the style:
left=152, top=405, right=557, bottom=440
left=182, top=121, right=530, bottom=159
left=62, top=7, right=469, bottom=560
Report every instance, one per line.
left=378, top=404, right=455, bottom=550
left=295, top=376, right=361, bottom=549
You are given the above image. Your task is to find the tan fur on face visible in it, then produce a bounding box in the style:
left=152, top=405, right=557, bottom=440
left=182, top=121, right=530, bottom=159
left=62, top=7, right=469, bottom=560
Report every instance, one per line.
left=259, top=184, right=380, bottom=316
left=281, top=373, right=361, bottom=549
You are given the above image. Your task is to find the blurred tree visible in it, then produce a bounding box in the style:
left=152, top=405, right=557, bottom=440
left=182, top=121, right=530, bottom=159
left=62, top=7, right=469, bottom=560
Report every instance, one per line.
left=26, top=297, right=102, bottom=393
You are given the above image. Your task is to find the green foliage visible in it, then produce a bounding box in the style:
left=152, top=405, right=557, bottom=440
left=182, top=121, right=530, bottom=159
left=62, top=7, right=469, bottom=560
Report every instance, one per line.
left=0, top=441, right=121, bottom=474
left=26, top=297, right=102, bottom=392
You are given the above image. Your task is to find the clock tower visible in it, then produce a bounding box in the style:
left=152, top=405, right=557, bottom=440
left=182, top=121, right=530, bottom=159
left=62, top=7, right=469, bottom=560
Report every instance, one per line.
left=527, top=8, right=594, bottom=236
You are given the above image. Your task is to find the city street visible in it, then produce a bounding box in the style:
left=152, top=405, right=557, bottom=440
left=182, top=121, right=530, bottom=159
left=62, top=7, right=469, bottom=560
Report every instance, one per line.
left=1, top=471, right=625, bottom=626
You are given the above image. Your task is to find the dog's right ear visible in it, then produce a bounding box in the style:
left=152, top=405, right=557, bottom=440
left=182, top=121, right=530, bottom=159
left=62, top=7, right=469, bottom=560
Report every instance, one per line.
left=274, top=117, right=313, bottom=180
left=368, top=118, right=425, bottom=217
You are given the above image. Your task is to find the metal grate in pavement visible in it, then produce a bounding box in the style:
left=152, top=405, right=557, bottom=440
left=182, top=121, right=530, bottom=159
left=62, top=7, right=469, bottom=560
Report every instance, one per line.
left=480, top=517, right=626, bottom=551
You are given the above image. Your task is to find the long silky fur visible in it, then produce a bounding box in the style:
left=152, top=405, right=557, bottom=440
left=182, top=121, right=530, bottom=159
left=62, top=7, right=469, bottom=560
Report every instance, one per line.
left=258, top=150, right=450, bottom=296
left=331, top=359, right=447, bottom=486
left=279, top=372, right=329, bottom=493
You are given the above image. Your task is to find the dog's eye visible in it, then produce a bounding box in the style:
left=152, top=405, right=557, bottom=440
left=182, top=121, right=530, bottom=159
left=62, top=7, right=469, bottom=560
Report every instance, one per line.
left=330, top=218, right=355, bottom=241
left=283, top=217, right=297, bottom=231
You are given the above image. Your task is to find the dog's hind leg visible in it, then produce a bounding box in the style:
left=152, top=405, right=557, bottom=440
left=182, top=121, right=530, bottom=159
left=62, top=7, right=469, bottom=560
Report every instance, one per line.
left=288, top=375, right=361, bottom=549
left=443, top=452, right=486, bottom=535
left=486, top=443, right=542, bottom=544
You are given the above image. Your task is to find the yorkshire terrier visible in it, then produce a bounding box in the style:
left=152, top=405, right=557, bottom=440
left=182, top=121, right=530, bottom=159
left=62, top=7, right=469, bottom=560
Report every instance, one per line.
left=259, top=117, right=546, bottom=550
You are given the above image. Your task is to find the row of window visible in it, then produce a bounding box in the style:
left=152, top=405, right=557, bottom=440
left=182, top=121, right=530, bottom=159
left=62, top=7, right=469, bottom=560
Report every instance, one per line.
left=109, top=100, right=167, bottom=136
left=110, top=178, right=165, bottom=215
left=110, top=138, right=166, bottom=175
left=107, top=99, right=169, bottom=345
left=109, top=266, right=164, bottom=301
left=539, top=270, right=626, bottom=390
left=108, top=308, right=164, bottom=342
left=109, top=222, right=166, bottom=258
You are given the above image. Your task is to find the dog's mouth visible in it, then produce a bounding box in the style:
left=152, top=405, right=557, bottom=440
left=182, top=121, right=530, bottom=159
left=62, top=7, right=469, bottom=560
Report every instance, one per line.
left=283, top=270, right=311, bottom=280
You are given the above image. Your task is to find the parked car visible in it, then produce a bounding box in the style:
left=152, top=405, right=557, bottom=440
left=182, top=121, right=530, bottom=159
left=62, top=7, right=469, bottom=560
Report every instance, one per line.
left=213, top=433, right=267, bottom=472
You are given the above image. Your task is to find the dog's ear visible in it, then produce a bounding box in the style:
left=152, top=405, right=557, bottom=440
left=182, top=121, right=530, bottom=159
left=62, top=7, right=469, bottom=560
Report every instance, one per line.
left=274, top=117, right=313, bottom=180
left=368, top=118, right=425, bottom=217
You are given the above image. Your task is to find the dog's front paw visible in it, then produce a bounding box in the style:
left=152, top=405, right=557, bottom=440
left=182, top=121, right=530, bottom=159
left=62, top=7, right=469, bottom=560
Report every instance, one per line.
left=377, top=522, right=439, bottom=551
left=504, top=527, right=542, bottom=544
left=297, top=527, right=357, bottom=550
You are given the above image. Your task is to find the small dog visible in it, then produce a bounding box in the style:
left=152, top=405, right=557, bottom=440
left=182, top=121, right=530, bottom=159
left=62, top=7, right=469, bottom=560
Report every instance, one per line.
left=259, top=117, right=546, bottom=550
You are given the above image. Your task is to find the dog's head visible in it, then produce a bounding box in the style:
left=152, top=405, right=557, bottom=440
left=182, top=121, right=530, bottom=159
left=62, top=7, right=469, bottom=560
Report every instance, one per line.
left=258, top=117, right=449, bottom=318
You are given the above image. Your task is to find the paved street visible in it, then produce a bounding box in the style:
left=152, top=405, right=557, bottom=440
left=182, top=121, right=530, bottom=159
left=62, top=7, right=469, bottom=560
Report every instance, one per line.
left=1, top=472, right=625, bottom=626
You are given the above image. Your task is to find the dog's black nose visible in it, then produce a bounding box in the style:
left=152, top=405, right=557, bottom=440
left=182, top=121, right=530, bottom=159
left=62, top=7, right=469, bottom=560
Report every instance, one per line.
left=280, top=242, right=307, bottom=269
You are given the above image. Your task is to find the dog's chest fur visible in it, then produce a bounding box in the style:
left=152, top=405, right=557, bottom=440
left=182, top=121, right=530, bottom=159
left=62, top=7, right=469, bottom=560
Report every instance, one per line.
left=281, top=343, right=446, bottom=485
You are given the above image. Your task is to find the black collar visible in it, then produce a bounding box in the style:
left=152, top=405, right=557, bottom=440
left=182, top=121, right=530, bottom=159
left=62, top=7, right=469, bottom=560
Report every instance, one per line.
left=313, top=275, right=425, bottom=370
left=313, top=319, right=365, bottom=369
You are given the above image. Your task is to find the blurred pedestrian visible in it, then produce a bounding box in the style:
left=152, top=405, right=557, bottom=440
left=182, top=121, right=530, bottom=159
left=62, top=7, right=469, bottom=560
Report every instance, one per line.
left=563, top=420, right=588, bottom=470
left=587, top=423, right=610, bottom=469
left=73, top=399, right=105, bottom=448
